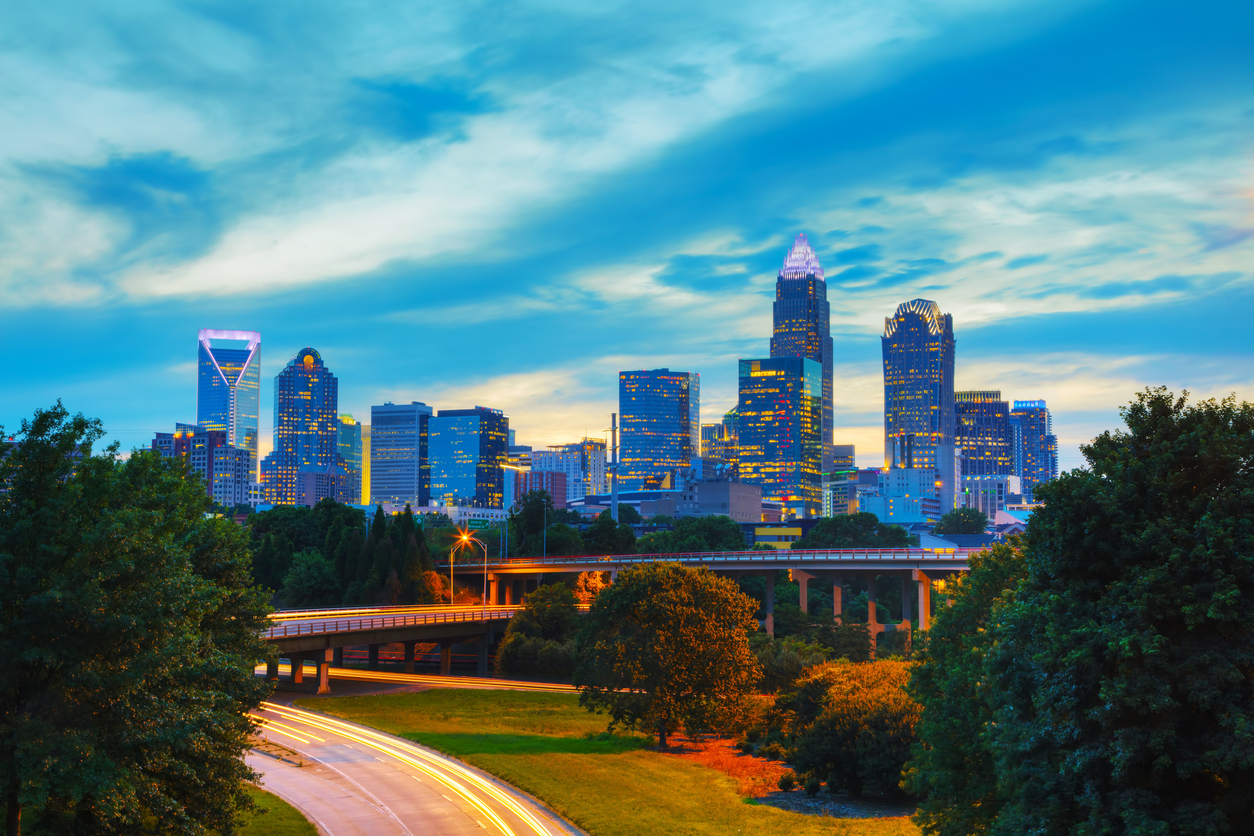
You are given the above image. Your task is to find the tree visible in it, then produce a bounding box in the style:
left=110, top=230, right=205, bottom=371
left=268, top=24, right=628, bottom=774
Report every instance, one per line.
left=543, top=523, right=585, bottom=556
left=903, top=540, right=1025, bottom=835
left=495, top=583, right=581, bottom=679
left=574, top=562, right=760, bottom=747
left=508, top=490, right=554, bottom=557
left=791, top=512, right=916, bottom=549
left=279, top=550, right=342, bottom=608
left=637, top=515, right=746, bottom=554
left=931, top=507, right=988, bottom=536
left=582, top=510, right=636, bottom=555
left=0, top=403, right=272, bottom=836
left=616, top=504, right=643, bottom=525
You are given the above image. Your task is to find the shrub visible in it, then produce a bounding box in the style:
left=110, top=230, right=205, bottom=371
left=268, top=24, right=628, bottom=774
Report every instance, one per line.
left=494, top=633, right=575, bottom=678
left=778, top=771, right=798, bottom=792
left=753, top=634, right=830, bottom=693
left=805, top=776, right=822, bottom=797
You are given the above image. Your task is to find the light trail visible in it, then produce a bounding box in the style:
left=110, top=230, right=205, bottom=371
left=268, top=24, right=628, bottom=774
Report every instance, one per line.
left=248, top=713, right=325, bottom=742
left=253, top=663, right=576, bottom=693
left=259, top=702, right=555, bottom=836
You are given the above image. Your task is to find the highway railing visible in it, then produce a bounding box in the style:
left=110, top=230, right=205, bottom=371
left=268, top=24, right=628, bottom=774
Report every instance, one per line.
left=437, top=547, right=980, bottom=570
left=269, top=603, right=492, bottom=621
left=264, top=607, right=519, bottom=640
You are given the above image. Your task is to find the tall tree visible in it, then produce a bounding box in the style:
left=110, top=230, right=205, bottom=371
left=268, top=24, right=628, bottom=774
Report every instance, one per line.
left=508, top=490, right=554, bottom=556
left=931, top=507, right=988, bottom=536
left=582, top=510, right=636, bottom=555
left=791, top=512, right=916, bottom=549
left=637, top=515, right=745, bottom=554
left=0, top=403, right=271, bottom=836
left=575, top=562, right=760, bottom=747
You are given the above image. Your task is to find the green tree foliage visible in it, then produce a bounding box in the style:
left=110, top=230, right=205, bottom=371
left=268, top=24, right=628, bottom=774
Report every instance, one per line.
left=508, top=490, right=554, bottom=557
left=782, top=662, right=920, bottom=797
left=542, top=523, right=585, bottom=556
left=0, top=403, right=272, bottom=836
left=279, top=550, right=343, bottom=608
left=903, top=540, right=1024, bottom=836
left=615, top=504, right=643, bottom=525
left=581, top=510, right=636, bottom=555
left=494, top=583, right=580, bottom=679
left=791, top=512, right=916, bottom=550
left=931, top=507, right=988, bottom=536
left=574, top=562, right=760, bottom=747
left=636, top=515, right=745, bottom=554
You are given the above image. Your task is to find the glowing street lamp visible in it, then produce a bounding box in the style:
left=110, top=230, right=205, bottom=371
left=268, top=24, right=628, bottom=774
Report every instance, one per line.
left=449, top=526, right=488, bottom=612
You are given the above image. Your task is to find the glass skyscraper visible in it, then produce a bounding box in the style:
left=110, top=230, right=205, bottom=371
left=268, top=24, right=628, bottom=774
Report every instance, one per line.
left=770, top=234, right=834, bottom=472
left=955, top=390, right=1013, bottom=476
left=196, top=329, right=260, bottom=482
left=369, top=401, right=433, bottom=507
left=260, top=347, right=339, bottom=505
left=1011, top=399, right=1058, bottom=499
left=427, top=407, right=509, bottom=508
left=337, top=415, right=363, bottom=505
left=737, top=356, right=823, bottom=518
left=882, top=299, right=957, bottom=512
left=619, top=369, right=700, bottom=490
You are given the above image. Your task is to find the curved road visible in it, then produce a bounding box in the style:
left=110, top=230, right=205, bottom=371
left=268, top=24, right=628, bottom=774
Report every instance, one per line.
left=250, top=700, right=581, bottom=836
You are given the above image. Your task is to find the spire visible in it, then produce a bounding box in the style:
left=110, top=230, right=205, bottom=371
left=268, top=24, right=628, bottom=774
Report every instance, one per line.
left=778, top=232, right=824, bottom=280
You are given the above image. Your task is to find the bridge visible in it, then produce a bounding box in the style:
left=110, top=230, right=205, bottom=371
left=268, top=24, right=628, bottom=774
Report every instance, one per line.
left=441, top=546, right=980, bottom=645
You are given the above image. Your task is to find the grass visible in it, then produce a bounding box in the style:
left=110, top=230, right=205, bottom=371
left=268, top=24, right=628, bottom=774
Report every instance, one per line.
left=302, top=690, right=918, bottom=836
left=238, top=786, right=318, bottom=836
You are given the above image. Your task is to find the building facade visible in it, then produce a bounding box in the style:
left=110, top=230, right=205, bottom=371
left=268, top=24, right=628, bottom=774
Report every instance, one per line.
left=882, top=299, right=957, bottom=513
left=297, top=464, right=356, bottom=508
left=619, top=369, right=700, bottom=490
left=370, top=401, right=433, bottom=507
left=514, top=470, right=569, bottom=509
left=955, top=390, right=1013, bottom=476
left=531, top=438, right=607, bottom=504
left=260, top=347, right=339, bottom=505
left=1010, top=400, right=1058, bottom=499
left=770, top=233, right=834, bottom=472
left=428, top=406, right=509, bottom=508
left=736, top=356, right=823, bottom=518
left=861, top=467, right=942, bottom=524
left=959, top=474, right=1021, bottom=519
left=196, top=329, right=261, bottom=481
left=152, top=424, right=250, bottom=507
left=337, top=415, right=363, bottom=505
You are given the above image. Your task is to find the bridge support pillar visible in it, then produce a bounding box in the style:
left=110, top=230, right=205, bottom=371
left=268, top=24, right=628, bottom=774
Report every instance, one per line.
left=316, top=649, right=332, bottom=695
left=291, top=656, right=305, bottom=685
left=368, top=644, right=380, bottom=670
left=914, top=570, right=932, bottom=631
left=763, top=572, right=775, bottom=638
left=404, top=641, right=418, bottom=674
left=266, top=659, right=279, bottom=681
left=793, top=570, right=813, bottom=614
left=440, top=643, right=452, bottom=676
left=488, top=574, right=501, bottom=605
left=833, top=578, right=843, bottom=623
left=900, top=571, right=913, bottom=623
left=333, top=646, right=344, bottom=667
left=478, top=633, right=492, bottom=677
left=866, top=575, right=883, bottom=658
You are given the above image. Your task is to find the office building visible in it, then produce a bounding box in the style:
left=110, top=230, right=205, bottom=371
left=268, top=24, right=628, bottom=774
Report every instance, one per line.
left=882, top=299, right=957, bottom=512
left=260, top=348, right=339, bottom=505
left=515, top=470, right=569, bottom=509
left=428, top=406, right=509, bottom=508
left=823, top=444, right=858, bottom=516
left=619, top=369, right=699, bottom=490
left=532, top=438, right=607, bottom=504
left=336, top=415, right=363, bottom=505
left=152, top=424, right=251, bottom=507
left=956, top=391, right=1013, bottom=476
left=675, top=479, right=762, bottom=523
left=297, top=464, right=356, bottom=508
left=861, top=467, right=941, bottom=525
left=959, top=474, right=1021, bottom=520
left=1011, top=400, right=1058, bottom=499
left=370, top=402, right=433, bottom=507
left=361, top=424, right=371, bottom=507
left=196, top=330, right=261, bottom=481
left=770, top=234, right=834, bottom=471
left=737, top=356, right=823, bottom=518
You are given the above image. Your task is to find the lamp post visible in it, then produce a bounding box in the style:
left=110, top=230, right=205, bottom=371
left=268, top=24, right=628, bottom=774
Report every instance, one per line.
left=454, top=527, right=488, bottom=613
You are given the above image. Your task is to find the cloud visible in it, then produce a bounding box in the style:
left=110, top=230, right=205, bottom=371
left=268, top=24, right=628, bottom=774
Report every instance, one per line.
left=1006, top=254, right=1048, bottom=269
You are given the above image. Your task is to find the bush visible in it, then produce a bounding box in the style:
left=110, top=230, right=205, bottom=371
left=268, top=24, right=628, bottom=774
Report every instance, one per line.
left=778, top=771, right=798, bottom=792
left=783, top=661, right=919, bottom=797
left=805, top=776, right=822, bottom=797
left=753, top=634, right=830, bottom=692
left=494, top=632, right=575, bottom=678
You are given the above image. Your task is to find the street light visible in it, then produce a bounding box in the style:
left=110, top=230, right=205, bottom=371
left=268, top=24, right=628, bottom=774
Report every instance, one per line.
left=450, top=526, right=488, bottom=612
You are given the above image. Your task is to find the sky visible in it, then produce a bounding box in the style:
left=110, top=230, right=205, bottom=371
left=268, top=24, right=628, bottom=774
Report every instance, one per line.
left=1, top=0, right=1252, bottom=471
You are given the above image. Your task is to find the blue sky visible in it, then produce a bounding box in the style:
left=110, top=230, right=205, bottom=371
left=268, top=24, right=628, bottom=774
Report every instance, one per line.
left=2, top=0, right=1252, bottom=470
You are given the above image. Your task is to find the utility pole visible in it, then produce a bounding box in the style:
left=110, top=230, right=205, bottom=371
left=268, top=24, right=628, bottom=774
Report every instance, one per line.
left=610, top=412, right=619, bottom=523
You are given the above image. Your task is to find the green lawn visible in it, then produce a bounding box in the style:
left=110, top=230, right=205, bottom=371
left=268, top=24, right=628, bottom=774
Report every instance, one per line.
left=238, top=786, right=317, bottom=836
left=302, top=690, right=919, bottom=836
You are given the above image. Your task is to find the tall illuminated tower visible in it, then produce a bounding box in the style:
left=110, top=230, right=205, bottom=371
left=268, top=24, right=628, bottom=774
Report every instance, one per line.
left=1010, top=400, right=1058, bottom=500
left=260, top=348, right=339, bottom=505
left=737, top=357, right=823, bottom=518
left=197, top=329, right=260, bottom=481
left=618, top=369, right=699, bottom=490
left=882, top=299, right=956, bottom=512
left=770, top=233, right=834, bottom=471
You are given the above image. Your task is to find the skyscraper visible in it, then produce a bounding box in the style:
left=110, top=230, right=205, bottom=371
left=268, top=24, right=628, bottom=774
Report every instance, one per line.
left=337, top=415, right=363, bottom=505
left=260, top=347, right=339, bottom=505
left=737, top=356, right=823, bottom=518
left=370, top=401, right=433, bottom=507
left=428, top=407, right=509, bottom=508
left=532, top=438, right=607, bottom=504
left=619, top=369, right=700, bottom=490
left=882, top=299, right=957, bottom=512
left=1011, top=400, right=1058, bottom=499
left=770, top=234, right=834, bottom=471
left=196, top=329, right=260, bottom=481
left=955, top=390, right=1013, bottom=476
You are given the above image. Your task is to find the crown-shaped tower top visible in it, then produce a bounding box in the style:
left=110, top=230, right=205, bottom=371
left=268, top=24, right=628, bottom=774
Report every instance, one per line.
left=778, top=232, right=824, bottom=281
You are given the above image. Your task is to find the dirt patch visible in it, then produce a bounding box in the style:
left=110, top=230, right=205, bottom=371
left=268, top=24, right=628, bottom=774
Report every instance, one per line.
left=756, top=789, right=916, bottom=820
left=663, top=735, right=789, bottom=798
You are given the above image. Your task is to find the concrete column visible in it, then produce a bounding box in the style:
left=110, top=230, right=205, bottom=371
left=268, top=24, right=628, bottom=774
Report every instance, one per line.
left=866, top=574, right=884, bottom=659
left=440, top=643, right=452, bottom=676
left=333, top=646, right=344, bottom=667
left=763, top=572, right=775, bottom=638
left=266, top=659, right=279, bottom=681
left=900, top=572, right=913, bottom=624
left=832, top=579, right=843, bottom=624
left=478, top=633, right=492, bottom=677
left=317, top=649, right=332, bottom=696
left=914, top=569, right=932, bottom=631
left=488, top=574, right=500, bottom=605
left=404, top=641, right=418, bottom=674
left=368, top=644, right=380, bottom=670
left=291, top=656, right=304, bottom=685
left=793, top=570, right=811, bottom=615
left=504, top=580, right=514, bottom=605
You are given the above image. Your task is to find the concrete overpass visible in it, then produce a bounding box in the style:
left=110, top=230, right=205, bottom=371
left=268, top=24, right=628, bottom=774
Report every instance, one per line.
left=442, top=547, right=980, bottom=645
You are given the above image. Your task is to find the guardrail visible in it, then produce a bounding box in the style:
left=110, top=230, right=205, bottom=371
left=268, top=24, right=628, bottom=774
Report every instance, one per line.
left=269, top=603, right=484, bottom=620
left=264, top=607, right=519, bottom=639
left=437, top=547, right=979, bottom=569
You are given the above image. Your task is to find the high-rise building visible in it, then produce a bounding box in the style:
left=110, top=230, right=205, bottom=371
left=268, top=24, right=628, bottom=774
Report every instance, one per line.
left=1010, top=400, right=1058, bottom=499
left=532, top=438, right=607, bottom=505
left=428, top=407, right=509, bottom=508
left=955, top=391, right=1013, bottom=477
left=152, top=424, right=251, bottom=507
left=770, top=234, right=834, bottom=472
left=882, top=299, right=956, bottom=512
left=361, top=424, right=371, bottom=506
left=737, top=357, right=823, bottom=518
left=196, top=330, right=261, bottom=482
left=619, top=369, right=699, bottom=490
left=515, top=471, right=569, bottom=509
left=260, top=348, right=339, bottom=505
left=370, top=401, right=434, bottom=507
left=337, top=415, right=363, bottom=505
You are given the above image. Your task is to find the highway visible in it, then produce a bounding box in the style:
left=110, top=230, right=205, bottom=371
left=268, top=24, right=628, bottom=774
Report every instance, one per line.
left=258, top=661, right=576, bottom=693
left=250, top=701, right=580, bottom=836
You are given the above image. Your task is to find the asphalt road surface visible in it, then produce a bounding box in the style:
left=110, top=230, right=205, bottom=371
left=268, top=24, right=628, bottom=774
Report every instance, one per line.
left=250, top=700, right=581, bottom=836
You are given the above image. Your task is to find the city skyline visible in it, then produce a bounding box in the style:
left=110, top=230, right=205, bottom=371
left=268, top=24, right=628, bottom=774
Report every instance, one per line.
left=2, top=1, right=1251, bottom=472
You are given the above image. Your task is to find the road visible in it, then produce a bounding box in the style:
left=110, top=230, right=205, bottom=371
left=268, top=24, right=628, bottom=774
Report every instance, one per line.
left=258, top=662, right=577, bottom=693
left=251, top=700, right=580, bottom=836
